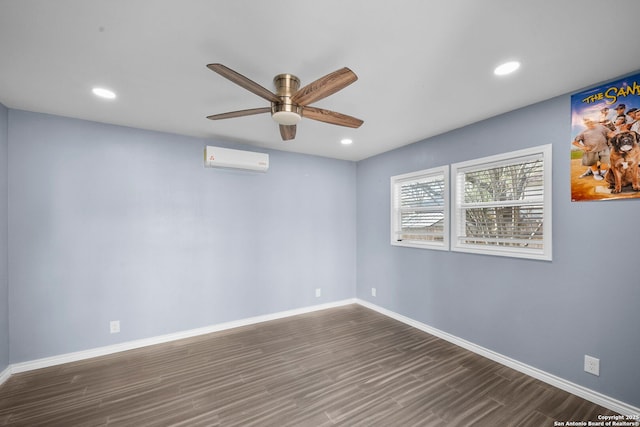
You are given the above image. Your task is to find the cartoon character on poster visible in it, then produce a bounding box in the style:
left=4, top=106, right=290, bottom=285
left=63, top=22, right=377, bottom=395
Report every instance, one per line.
left=570, top=74, right=640, bottom=201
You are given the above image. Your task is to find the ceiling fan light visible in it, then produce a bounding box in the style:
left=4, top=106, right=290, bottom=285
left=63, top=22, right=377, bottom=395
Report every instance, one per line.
left=272, top=110, right=302, bottom=125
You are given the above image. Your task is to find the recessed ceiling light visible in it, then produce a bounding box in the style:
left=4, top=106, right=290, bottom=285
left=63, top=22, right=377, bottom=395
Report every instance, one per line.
left=494, top=61, right=520, bottom=76
left=92, top=87, right=116, bottom=99
left=341, top=138, right=353, bottom=145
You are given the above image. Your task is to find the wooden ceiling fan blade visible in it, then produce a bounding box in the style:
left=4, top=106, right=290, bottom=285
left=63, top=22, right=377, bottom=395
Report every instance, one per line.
left=279, top=124, right=296, bottom=141
left=302, top=106, right=363, bottom=128
left=207, top=63, right=280, bottom=103
left=291, top=67, right=358, bottom=106
left=206, top=107, right=271, bottom=120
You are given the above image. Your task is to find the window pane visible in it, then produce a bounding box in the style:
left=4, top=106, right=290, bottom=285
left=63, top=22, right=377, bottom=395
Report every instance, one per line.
left=399, top=211, right=445, bottom=242
left=462, top=205, right=543, bottom=248
left=463, top=159, right=544, bottom=203
left=400, top=178, right=445, bottom=208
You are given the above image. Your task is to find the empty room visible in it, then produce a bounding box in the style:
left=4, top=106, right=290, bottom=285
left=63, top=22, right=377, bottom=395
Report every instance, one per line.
left=1, top=1, right=639, bottom=426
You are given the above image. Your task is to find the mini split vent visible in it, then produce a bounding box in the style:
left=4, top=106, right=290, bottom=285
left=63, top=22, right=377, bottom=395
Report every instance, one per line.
left=204, top=146, right=269, bottom=172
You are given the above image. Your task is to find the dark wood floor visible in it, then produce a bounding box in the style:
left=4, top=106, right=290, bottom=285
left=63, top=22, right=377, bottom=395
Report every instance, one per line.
left=0, top=305, right=617, bottom=426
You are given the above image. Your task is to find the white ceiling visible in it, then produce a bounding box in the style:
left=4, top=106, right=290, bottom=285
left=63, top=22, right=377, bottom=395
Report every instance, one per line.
left=1, top=1, right=640, bottom=161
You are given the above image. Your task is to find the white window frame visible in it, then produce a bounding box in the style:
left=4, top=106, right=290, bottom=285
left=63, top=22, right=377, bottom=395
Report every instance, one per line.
left=451, top=144, right=552, bottom=261
left=390, top=166, right=449, bottom=250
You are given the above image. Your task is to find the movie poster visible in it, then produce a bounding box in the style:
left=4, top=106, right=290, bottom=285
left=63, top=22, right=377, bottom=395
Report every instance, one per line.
left=570, top=73, right=640, bottom=201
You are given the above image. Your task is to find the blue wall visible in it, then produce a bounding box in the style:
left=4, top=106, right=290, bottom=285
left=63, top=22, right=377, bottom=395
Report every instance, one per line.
left=7, top=110, right=356, bottom=362
left=356, top=94, right=640, bottom=407
left=0, top=103, right=8, bottom=373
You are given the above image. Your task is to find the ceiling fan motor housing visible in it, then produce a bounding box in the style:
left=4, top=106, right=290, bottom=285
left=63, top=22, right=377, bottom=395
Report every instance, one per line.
left=271, top=74, right=302, bottom=125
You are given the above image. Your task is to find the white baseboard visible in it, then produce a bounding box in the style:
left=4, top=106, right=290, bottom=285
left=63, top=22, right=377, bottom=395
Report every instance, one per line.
left=356, top=299, right=640, bottom=417
left=9, top=298, right=357, bottom=375
left=0, top=365, right=10, bottom=387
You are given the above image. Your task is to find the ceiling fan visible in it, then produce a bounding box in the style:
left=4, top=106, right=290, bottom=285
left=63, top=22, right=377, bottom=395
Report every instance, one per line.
left=206, top=63, right=363, bottom=141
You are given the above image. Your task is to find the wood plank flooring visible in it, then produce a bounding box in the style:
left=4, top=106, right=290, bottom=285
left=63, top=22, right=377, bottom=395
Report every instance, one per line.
left=0, top=305, right=618, bottom=426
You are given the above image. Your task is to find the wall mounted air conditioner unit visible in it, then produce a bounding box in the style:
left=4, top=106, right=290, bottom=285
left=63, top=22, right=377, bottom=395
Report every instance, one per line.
left=204, top=146, right=269, bottom=172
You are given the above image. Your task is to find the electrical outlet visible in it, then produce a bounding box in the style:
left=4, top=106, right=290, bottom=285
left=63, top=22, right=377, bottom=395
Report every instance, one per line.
left=315, top=288, right=321, bottom=298
left=110, top=320, right=120, bottom=334
left=371, top=287, right=377, bottom=297
left=584, top=355, right=599, bottom=376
